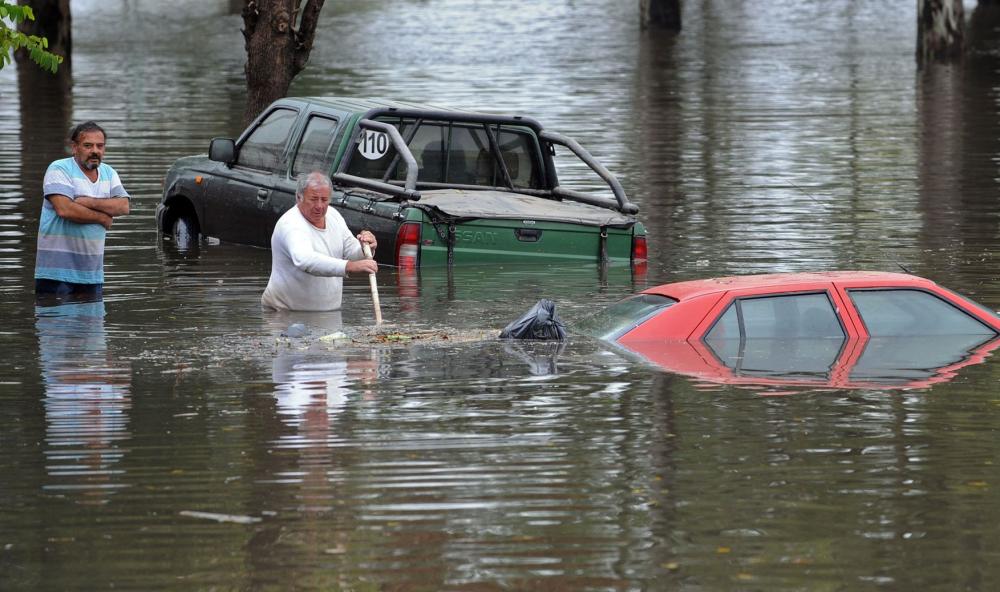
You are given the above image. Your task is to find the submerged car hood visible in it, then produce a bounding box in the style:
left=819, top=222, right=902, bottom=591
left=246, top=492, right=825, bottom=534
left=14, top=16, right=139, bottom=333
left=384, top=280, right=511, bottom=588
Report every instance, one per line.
left=416, top=189, right=636, bottom=228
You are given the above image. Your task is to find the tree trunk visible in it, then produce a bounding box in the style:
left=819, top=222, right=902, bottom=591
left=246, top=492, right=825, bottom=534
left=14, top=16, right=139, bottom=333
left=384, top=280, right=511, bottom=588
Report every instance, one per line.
left=640, top=0, right=681, bottom=31
left=242, top=0, right=325, bottom=126
left=14, top=0, right=72, bottom=70
left=917, top=0, right=964, bottom=63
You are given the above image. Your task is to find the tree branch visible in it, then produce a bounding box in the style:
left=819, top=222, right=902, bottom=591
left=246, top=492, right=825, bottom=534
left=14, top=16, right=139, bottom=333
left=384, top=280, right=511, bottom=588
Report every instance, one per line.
left=292, top=0, right=324, bottom=75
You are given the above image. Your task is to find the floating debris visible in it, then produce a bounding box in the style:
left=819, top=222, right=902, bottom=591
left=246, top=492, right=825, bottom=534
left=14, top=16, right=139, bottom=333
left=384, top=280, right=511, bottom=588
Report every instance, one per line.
left=346, top=325, right=497, bottom=347
left=129, top=322, right=500, bottom=369
left=179, top=510, right=262, bottom=525
left=318, top=331, right=349, bottom=343
left=281, top=323, right=308, bottom=338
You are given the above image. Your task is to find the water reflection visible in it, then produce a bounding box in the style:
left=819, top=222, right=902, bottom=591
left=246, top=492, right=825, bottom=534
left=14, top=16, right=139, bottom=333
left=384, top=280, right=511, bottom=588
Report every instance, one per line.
left=916, top=3, right=1000, bottom=282
left=4, top=58, right=72, bottom=298
left=620, top=334, right=1000, bottom=392
left=850, top=335, right=1000, bottom=386
left=242, top=332, right=661, bottom=589
left=243, top=311, right=385, bottom=589
left=268, top=310, right=380, bottom=423
left=501, top=341, right=565, bottom=376
left=272, top=354, right=352, bottom=420
left=7, top=0, right=1000, bottom=588
left=36, top=299, right=132, bottom=503
left=393, top=263, right=647, bottom=327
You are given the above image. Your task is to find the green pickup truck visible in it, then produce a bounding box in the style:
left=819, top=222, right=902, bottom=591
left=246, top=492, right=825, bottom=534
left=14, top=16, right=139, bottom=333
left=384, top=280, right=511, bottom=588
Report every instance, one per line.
left=157, top=97, right=647, bottom=268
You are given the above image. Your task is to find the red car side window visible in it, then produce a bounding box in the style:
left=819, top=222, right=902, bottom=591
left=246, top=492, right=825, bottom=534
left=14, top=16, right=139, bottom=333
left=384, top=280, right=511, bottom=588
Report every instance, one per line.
left=704, top=293, right=846, bottom=378
left=707, top=292, right=844, bottom=341
left=848, top=289, right=996, bottom=337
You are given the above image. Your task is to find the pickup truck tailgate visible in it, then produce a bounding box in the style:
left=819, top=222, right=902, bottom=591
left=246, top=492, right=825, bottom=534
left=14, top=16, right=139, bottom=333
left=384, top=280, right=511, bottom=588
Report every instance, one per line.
left=413, top=189, right=637, bottom=265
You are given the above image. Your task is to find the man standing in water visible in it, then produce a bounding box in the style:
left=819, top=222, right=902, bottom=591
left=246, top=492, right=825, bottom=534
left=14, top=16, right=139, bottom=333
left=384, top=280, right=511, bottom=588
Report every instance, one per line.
left=261, top=171, right=378, bottom=311
left=35, top=121, right=130, bottom=300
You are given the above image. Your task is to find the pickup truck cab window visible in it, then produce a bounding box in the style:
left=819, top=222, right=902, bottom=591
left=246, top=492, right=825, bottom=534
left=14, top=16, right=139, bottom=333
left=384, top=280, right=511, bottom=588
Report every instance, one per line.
left=291, top=115, right=340, bottom=177
left=237, top=108, right=298, bottom=172
left=410, top=122, right=450, bottom=182
left=344, top=118, right=406, bottom=182
left=492, top=127, right=541, bottom=189
left=346, top=118, right=542, bottom=189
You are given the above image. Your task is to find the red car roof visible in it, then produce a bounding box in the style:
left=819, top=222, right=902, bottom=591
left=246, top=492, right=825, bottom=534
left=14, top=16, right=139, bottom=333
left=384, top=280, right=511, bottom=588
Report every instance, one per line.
left=643, top=271, right=933, bottom=301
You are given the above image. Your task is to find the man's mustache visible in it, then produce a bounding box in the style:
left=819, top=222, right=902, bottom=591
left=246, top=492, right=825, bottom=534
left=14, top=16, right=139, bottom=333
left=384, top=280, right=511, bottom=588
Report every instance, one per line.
left=82, top=153, right=102, bottom=170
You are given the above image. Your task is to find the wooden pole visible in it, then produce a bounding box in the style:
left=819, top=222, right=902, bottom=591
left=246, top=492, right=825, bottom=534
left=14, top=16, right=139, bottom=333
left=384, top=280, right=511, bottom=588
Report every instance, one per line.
left=361, top=243, right=382, bottom=325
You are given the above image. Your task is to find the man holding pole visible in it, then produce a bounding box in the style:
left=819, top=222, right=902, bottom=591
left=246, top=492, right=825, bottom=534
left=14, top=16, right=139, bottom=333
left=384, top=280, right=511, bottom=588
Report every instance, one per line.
left=261, top=171, right=378, bottom=312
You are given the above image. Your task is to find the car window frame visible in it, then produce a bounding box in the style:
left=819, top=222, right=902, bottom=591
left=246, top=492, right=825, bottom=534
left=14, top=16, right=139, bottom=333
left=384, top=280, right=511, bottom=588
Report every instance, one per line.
left=704, top=290, right=847, bottom=342
left=289, top=113, right=341, bottom=179
left=347, top=116, right=547, bottom=190
left=846, top=287, right=998, bottom=337
left=234, top=106, right=300, bottom=174
left=701, top=290, right=848, bottom=380
left=488, top=123, right=545, bottom=190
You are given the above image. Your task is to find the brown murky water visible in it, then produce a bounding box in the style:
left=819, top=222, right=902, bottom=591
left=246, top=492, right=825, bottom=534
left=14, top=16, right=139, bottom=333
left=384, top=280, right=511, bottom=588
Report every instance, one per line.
left=4, top=1, right=1000, bottom=589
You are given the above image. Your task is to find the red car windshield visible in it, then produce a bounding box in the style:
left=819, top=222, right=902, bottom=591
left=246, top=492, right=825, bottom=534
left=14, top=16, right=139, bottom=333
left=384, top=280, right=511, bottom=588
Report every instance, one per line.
left=577, top=294, right=676, bottom=340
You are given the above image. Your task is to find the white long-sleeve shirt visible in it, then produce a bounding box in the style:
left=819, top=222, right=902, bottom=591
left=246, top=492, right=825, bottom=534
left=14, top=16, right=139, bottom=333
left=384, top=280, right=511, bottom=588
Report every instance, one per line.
left=261, top=206, right=365, bottom=311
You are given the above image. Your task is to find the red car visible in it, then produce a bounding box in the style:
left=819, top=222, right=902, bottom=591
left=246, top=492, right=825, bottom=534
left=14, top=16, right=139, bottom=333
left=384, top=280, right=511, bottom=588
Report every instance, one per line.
left=579, top=271, right=1000, bottom=390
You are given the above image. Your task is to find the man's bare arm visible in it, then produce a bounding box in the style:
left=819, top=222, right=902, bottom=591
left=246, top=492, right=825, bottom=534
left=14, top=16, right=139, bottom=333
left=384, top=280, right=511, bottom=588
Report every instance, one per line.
left=48, top=194, right=113, bottom=229
left=75, top=196, right=130, bottom=217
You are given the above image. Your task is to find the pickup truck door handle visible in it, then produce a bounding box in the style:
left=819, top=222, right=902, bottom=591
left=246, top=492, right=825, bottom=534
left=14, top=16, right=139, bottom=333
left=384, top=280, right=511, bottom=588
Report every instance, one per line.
left=514, top=228, right=542, bottom=242
left=257, top=188, right=269, bottom=201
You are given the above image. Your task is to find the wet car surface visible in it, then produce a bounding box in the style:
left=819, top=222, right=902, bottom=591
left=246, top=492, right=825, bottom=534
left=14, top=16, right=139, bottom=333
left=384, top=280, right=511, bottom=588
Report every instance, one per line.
left=579, top=271, right=1000, bottom=389
left=157, top=97, right=647, bottom=268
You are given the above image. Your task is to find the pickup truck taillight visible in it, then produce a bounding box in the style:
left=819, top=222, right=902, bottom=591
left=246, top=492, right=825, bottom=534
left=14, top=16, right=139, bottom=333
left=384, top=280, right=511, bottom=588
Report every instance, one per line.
left=631, top=235, right=648, bottom=264
left=396, top=222, right=421, bottom=269
left=632, top=235, right=648, bottom=275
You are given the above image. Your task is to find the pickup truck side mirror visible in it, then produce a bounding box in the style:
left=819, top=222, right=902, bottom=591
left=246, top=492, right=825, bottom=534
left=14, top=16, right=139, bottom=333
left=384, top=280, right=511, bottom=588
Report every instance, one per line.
left=208, top=138, right=235, bottom=165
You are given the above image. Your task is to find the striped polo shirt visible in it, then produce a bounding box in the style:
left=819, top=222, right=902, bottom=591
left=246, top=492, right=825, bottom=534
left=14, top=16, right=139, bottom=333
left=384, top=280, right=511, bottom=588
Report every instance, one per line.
left=35, top=157, right=129, bottom=285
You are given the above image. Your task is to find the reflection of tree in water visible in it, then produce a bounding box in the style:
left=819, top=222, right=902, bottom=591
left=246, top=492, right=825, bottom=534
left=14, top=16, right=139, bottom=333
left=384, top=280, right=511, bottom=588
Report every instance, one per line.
left=36, top=300, right=132, bottom=504
left=918, top=4, right=1000, bottom=277
left=16, top=49, right=73, bottom=293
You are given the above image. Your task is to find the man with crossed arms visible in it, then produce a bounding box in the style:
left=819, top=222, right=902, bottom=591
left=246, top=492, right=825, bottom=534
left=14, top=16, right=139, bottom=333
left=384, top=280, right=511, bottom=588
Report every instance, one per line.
left=35, top=121, right=130, bottom=300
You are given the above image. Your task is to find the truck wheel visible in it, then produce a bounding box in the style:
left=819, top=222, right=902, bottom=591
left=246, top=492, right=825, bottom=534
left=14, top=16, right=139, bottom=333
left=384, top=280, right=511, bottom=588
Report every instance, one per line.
left=171, top=213, right=200, bottom=250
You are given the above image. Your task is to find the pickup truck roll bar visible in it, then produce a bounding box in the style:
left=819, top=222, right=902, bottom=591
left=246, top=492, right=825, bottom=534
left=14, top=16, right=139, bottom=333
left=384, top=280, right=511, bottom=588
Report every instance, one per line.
left=539, top=131, right=639, bottom=215
left=332, top=119, right=421, bottom=201
left=333, top=115, right=638, bottom=216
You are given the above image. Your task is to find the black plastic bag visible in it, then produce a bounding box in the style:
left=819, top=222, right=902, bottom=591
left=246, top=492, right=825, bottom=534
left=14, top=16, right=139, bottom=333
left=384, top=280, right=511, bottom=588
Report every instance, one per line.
left=499, top=299, right=567, bottom=341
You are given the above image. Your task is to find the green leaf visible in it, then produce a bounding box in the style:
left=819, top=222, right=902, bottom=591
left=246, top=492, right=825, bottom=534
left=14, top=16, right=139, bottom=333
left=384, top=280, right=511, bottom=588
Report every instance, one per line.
left=0, top=0, right=59, bottom=74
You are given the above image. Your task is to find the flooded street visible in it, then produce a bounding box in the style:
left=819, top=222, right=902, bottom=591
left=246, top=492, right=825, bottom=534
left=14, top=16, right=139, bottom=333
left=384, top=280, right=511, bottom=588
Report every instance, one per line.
left=5, top=0, right=1000, bottom=589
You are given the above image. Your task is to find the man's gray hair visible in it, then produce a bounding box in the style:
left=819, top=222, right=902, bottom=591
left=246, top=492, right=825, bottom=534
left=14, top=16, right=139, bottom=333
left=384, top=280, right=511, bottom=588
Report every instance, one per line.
left=295, top=171, right=333, bottom=202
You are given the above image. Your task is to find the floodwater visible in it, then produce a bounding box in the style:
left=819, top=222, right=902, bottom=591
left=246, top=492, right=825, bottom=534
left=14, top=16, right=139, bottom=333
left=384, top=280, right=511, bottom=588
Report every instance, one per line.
left=4, top=0, right=1000, bottom=589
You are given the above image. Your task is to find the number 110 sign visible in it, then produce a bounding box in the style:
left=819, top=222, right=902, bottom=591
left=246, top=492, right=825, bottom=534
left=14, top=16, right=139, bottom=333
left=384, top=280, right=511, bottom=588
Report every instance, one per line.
left=359, top=130, right=390, bottom=160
